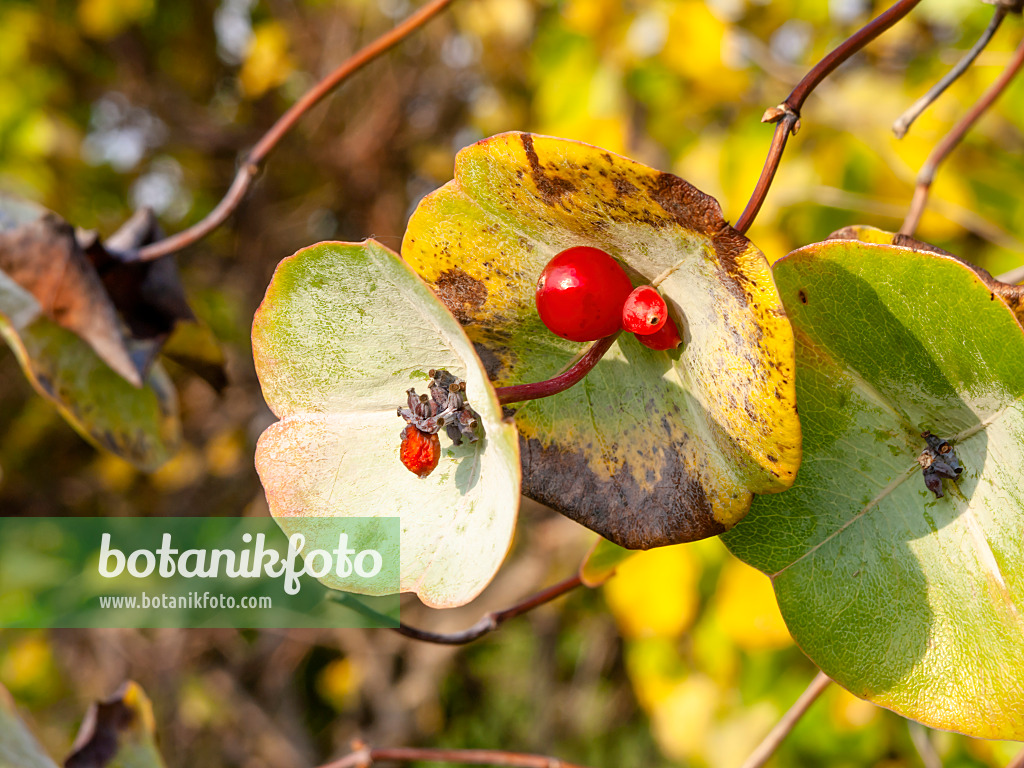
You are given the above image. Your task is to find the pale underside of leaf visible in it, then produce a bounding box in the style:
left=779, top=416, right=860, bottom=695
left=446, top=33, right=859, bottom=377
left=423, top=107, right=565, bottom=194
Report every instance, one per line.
left=402, top=131, right=800, bottom=548
left=724, top=241, right=1024, bottom=740
left=0, top=685, right=59, bottom=768
left=252, top=240, right=520, bottom=608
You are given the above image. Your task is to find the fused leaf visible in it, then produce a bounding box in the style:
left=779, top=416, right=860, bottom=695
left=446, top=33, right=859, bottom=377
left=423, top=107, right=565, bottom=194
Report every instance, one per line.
left=253, top=240, right=520, bottom=608
left=724, top=239, right=1024, bottom=739
left=0, top=684, right=59, bottom=768
left=403, top=132, right=800, bottom=548
left=65, top=682, right=165, bottom=768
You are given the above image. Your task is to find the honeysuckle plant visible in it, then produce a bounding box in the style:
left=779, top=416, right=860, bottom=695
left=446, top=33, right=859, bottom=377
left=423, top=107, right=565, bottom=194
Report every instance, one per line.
left=6, top=0, right=1024, bottom=763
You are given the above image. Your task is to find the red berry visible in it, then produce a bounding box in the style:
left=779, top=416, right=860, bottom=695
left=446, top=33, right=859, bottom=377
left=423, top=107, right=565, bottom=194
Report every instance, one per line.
left=400, top=426, right=441, bottom=478
left=535, top=246, right=633, bottom=342
left=637, top=316, right=682, bottom=351
left=622, top=286, right=668, bottom=335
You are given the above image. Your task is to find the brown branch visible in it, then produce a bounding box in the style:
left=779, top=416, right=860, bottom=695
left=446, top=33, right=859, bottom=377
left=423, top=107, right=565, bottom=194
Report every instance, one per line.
left=893, top=6, right=1008, bottom=138
left=135, top=0, right=455, bottom=262
left=319, top=744, right=594, bottom=768
left=393, top=574, right=584, bottom=645
left=735, top=0, right=924, bottom=234
left=494, top=333, right=619, bottom=406
left=900, top=32, right=1024, bottom=237
left=734, top=113, right=797, bottom=235
left=738, top=671, right=832, bottom=768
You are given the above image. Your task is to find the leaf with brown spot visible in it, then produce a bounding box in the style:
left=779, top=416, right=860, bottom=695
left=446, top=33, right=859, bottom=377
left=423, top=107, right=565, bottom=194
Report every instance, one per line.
left=0, top=197, right=180, bottom=470
left=0, top=195, right=140, bottom=386
left=403, top=132, right=801, bottom=549
left=65, top=682, right=165, bottom=768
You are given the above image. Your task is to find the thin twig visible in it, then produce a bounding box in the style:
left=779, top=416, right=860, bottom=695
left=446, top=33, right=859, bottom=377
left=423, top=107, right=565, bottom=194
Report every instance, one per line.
left=735, top=0, right=924, bottom=234
left=738, top=671, right=832, bottom=768
left=319, top=745, right=594, bottom=768
left=893, top=6, right=1008, bottom=138
left=901, top=33, right=1024, bottom=237
left=135, top=0, right=455, bottom=262
left=494, top=334, right=619, bottom=406
left=996, top=264, right=1024, bottom=284
left=907, top=722, right=942, bottom=768
left=393, top=574, right=584, bottom=645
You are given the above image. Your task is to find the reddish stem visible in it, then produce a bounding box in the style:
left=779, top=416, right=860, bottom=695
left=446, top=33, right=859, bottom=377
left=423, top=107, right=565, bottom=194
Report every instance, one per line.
left=319, top=746, right=593, bottom=768
left=735, top=0, right=923, bottom=234
left=901, top=32, right=1024, bottom=237
left=393, top=574, right=584, bottom=645
left=135, top=0, right=455, bottom=262
left=494, top=334, right=619, bottom=405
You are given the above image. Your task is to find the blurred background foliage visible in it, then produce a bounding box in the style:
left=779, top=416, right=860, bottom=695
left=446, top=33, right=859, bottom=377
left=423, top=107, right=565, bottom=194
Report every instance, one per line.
left=1, top=0, right=1023, bottom=765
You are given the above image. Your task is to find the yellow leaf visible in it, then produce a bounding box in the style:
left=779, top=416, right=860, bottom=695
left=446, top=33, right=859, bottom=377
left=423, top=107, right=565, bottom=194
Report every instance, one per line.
left=828, top=685, right=879, bottom=731
left=77, top=0, right=154, bottom=40
left=650, top=674, right=719, bottom=761
left=715, top=556, right=793, bottom=650
left=239, top=21, right=295, bottom=99
left=317, top=657, right=363, bottom=711
left=661, top=1, right=747, bottom=101
left=605, top=544, right=700, bottom=639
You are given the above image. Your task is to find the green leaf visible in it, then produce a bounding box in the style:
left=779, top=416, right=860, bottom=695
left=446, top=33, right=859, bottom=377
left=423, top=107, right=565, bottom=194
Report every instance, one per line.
left=403, top=132, right=800, bottom=549
left=252, top=240, right=520, bottom=608
left=65, top=682, right=165, bottom=768
left=0, top=685, right=59, bottom=768
left=723, top=239, right=1024, bottom=739
left=0, top=270, right=179, bottom=471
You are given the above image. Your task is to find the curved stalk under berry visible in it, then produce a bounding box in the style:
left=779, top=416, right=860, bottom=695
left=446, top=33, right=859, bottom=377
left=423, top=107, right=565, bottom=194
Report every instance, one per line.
left=493, top=333, right=619, bottom=405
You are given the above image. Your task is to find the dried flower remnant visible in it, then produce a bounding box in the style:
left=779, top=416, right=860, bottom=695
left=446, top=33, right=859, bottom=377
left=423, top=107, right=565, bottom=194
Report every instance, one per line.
left=918, top=431, right=963, bottom=498
left=397, top=368, right=482, bottom=477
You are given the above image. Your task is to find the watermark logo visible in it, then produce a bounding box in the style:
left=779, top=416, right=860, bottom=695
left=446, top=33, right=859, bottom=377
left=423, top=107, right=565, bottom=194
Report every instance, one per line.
left=0, top=517, right=399, bottom=628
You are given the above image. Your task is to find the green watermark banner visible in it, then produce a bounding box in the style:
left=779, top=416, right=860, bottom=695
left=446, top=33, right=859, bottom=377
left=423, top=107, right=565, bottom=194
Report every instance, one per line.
left=0, top=517, right=400, bottom=628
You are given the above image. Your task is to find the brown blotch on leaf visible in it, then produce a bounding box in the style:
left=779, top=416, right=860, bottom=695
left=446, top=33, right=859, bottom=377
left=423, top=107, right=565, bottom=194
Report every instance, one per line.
left=65, top=684, right=138, bottom=768
left=645, top=172, right=755, bottom=301
left=520, top=133, right=577, bottom=205
left=433, top=267, right=488, bottom=324
left=473, top=341, right=506, bottom=381
left=0, top=206, right=142, bottom=386
left=798, top=289, right=808, bottom=304
left=519, top=435, right=726, bottom=549
left=613, top=177, right=638, bottom=196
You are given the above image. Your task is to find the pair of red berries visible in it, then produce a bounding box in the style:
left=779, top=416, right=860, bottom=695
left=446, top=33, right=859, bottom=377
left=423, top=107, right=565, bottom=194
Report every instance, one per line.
left=535, top=246, right=681, bottom=350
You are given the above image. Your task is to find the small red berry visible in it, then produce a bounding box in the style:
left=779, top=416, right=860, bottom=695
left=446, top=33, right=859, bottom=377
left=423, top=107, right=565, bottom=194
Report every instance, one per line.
left=636, top=316, right=682, bottom=351
left=400, top=426, right=441, bottom=478
left=536, top=246, right=633, bottom=342
left=622, top=286, right=668, bottom=335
